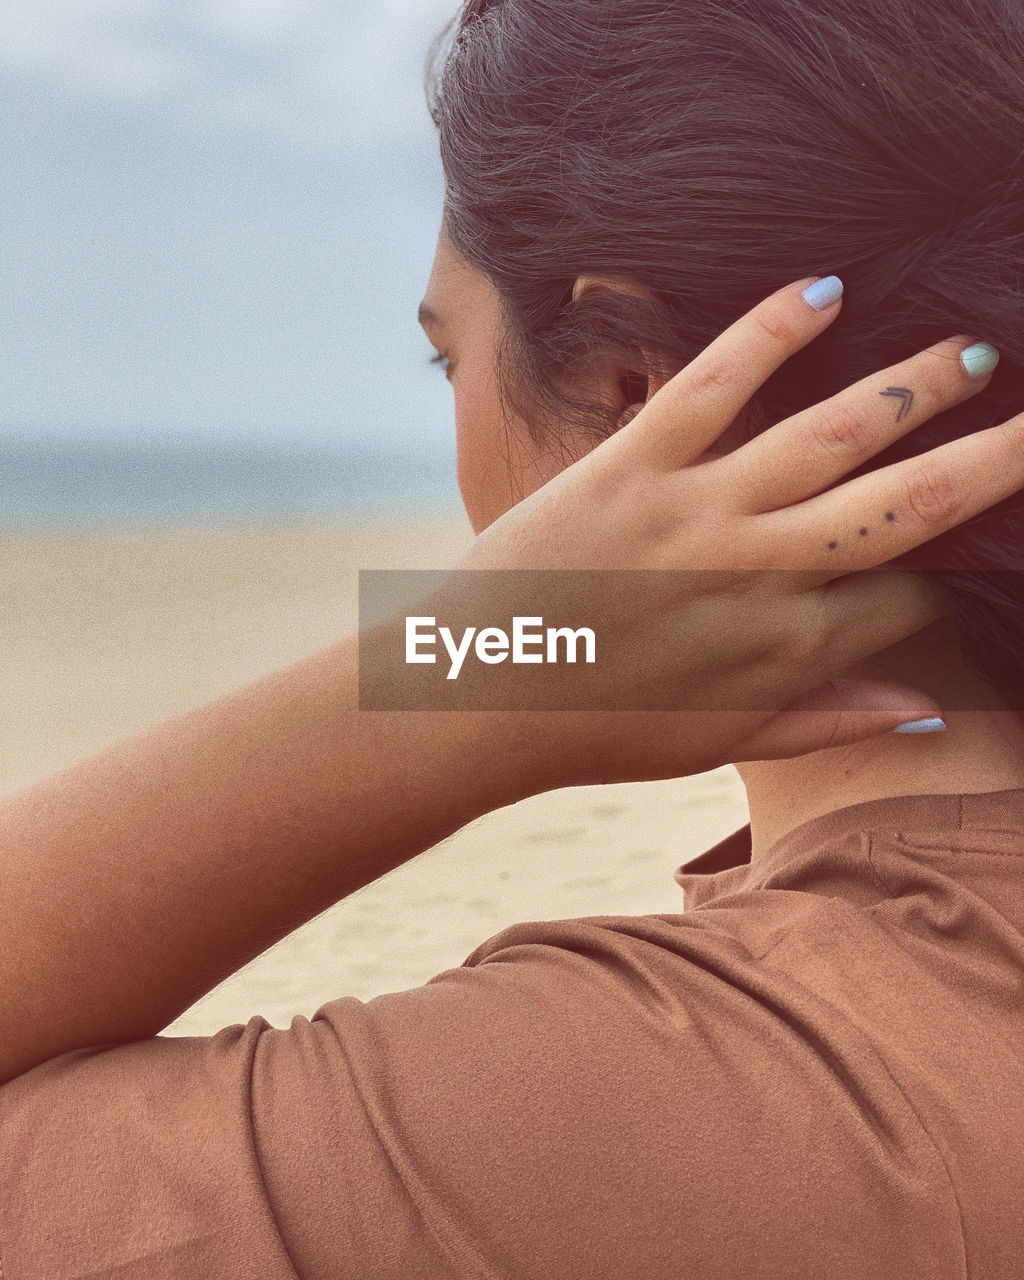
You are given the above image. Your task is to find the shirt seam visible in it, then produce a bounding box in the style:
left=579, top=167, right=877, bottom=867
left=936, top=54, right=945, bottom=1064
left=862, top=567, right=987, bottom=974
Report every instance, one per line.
left=245, top=1024, right=304, bottom=1280
left=866, top=825, right=971, bottom=1280
left=327, top=1013, right=500, bottom=1280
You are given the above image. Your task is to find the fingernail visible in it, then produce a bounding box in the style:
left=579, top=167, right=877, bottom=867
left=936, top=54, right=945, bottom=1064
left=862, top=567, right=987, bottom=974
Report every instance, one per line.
left=892, top=717, right=948, bottom=734
left=960, top=341, right=1000, bottom=379
left=802, top=276, right=844, bottom=310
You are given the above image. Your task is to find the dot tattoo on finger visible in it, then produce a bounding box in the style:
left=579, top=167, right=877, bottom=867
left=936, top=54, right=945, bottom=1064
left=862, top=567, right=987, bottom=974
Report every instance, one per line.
left=826, top=512, right=895, bottom=550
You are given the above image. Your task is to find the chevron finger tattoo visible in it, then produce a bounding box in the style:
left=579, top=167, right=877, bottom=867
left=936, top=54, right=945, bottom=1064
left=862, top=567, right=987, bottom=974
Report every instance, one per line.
left=879, top=386, right=914, bottom=422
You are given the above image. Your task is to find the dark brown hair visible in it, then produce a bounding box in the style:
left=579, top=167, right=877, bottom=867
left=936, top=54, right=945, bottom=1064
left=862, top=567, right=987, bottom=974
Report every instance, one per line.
left=424, top=0, right=1024, bottom=712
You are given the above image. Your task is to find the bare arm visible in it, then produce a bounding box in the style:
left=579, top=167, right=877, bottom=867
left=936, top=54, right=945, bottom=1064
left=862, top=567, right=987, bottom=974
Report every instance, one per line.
left=1, top=276, right=1009, bottom=1089
left=0, top=632, right=533, bottom=1087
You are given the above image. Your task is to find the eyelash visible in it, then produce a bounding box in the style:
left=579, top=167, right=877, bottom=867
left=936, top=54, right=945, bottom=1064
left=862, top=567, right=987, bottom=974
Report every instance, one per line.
left=428, top=352, right=451, bottom=376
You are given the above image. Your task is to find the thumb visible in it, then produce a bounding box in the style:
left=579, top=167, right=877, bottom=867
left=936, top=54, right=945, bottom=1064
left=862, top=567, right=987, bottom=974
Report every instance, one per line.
left=731, top=679, right=946, bottom=762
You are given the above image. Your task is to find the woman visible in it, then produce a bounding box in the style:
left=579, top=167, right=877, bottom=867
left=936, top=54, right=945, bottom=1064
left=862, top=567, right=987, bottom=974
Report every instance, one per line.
left=2, top=0, right=1023, bottom=1276
left=422, top=0, right=1024, bottom=845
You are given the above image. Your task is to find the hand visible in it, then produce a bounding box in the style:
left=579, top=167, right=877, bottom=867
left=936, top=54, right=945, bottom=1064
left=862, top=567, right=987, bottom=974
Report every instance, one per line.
left=448, top=274, right=1019, bottom=787
left=4, top=273, right=1014, bottom=1082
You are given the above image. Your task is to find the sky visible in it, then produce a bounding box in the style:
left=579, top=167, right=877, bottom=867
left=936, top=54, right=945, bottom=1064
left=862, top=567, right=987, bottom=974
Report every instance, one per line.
left=0, top=0, right=461, bottom=449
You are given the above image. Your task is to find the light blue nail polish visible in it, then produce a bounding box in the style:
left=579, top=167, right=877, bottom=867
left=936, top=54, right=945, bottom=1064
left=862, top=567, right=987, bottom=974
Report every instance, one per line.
left=892, top=717, right=948, bottom=734
left=960, top=342, right=1000, bottom=379
left=802, top=276, right=844, bottom=310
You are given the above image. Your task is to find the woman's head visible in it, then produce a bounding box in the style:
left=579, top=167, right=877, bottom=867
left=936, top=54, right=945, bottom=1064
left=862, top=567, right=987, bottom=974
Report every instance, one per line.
left=421, top=0, right=1024, bottom=714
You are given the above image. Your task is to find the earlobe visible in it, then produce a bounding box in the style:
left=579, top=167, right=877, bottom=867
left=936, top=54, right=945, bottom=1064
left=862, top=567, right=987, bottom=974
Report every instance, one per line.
left=619, top=368, right=650, bottom=408
left=570, top=273, right=669, bottom=428
left=618, top=402, right=645, bottom=430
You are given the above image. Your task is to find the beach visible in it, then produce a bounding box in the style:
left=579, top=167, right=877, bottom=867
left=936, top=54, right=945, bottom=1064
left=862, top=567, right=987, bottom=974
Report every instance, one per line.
left=0, top=514, right=750, bottom=1037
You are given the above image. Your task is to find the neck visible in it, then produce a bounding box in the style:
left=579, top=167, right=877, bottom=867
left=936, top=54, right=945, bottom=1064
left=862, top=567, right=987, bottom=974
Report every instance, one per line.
left=735, top=622, right=1024, bottom=859
left=737, top=709, right=1024, bottom=860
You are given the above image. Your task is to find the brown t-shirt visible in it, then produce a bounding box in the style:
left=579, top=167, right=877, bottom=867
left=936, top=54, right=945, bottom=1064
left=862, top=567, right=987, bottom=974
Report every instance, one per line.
left=3, top=786, right=1024, bottom=1278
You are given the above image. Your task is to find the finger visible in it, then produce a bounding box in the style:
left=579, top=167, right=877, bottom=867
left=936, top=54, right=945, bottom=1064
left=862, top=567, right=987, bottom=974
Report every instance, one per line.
left=785, top=568, right=952, bottom=679
left=732, top=335, right=997, bottom=514
left=760, top=404, right=1024, bottom=575
left=619, top=274, right=844, bottom=472
left=730, top=678, right=945, bottom=763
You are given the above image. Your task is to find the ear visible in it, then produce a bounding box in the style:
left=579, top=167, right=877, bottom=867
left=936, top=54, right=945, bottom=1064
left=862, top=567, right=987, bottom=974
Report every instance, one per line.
left=570, top=273, right=758, bottom=457
left=570, top=274, right=671, bottom=427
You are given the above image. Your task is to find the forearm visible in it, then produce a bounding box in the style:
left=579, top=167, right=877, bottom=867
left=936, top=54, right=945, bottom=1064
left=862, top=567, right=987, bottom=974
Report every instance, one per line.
left=0, top=630, right=536, bottom=1087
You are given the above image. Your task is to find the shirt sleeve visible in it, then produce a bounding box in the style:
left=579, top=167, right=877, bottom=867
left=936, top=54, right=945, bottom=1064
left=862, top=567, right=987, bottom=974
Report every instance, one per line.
left=0, top=913, right=961, bottom=1280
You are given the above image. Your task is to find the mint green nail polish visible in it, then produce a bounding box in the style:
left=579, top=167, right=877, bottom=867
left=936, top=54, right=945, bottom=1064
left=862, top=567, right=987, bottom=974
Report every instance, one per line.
left=960, top=342, right=1000, bottom=379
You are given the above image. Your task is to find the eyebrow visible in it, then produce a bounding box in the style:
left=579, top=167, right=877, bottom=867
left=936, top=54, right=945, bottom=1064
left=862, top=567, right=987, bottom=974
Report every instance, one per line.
left=417, top=301, right=445, bottom=331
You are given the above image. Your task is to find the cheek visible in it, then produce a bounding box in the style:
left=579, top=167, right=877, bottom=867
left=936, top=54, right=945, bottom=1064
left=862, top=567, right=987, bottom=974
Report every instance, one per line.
left=452, top=378, right=520, bottom=533
left=452, top=373, right=581, bottom=534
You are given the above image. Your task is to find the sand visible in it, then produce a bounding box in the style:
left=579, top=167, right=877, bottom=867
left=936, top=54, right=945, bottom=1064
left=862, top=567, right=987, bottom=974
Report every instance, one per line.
left=0, top=514, right=750, bottom=1037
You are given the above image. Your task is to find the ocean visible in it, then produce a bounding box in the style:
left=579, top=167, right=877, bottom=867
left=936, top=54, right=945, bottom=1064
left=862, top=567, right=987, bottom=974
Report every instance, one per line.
left=0, top=437, right=463, bottom=533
